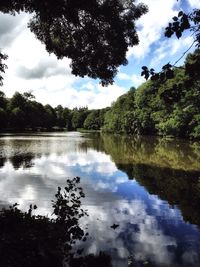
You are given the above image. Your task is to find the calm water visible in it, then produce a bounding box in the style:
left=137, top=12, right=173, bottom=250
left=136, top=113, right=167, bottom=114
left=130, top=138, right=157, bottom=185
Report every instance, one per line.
left=0, top=132, right=200, bottom=267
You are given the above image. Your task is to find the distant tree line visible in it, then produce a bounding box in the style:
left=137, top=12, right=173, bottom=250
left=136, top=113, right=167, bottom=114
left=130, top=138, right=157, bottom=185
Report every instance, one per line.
left=0, top=91, right=109, bottom=131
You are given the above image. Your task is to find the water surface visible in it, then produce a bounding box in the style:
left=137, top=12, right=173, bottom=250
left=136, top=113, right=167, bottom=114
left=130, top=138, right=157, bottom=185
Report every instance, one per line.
left=0, top=132, right=200, bottom=267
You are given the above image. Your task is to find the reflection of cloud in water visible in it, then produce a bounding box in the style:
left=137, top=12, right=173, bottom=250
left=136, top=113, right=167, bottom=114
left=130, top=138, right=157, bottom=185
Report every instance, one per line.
left=80, top=197, right=177, bottom=267
left=0, top=150, right=119, bottom=213
left=30, top=150, right=117, bottom=177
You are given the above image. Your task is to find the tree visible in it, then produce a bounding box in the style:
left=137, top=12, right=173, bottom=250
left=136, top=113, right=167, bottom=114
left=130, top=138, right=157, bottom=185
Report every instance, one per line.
left=0, top=0, right=147, bottom=86
left=84, top=110, right=101, bottom=130
left=10, top=107, right=26, bottom=128
left=0, top=52, right=8, bottom=86
left=44, top=104, right=57, bottom=129
left=0, top=91, right=7, bottom=109
left=71, top=107, right=89, bottom=130
left=62, top=108, right=72, bottom=130
left=103, top=89, right=136, bottom=133
left=103, top=50, right=200, bottom=139
left=0, top=108, right=7, bottom=128
left=8, top=92, right=26, bottom=110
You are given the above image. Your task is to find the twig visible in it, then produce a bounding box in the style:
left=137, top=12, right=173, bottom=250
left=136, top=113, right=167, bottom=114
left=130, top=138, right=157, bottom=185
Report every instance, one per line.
left=172, top=39, right=197, bottom=67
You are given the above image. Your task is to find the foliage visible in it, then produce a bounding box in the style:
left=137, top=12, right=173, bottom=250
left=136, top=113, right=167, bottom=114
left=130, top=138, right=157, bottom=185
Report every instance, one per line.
left=83, top=110, right=101, bottom=130
left=0, top=47, right=200, bottom=139
left=0, top=52, right=8, bottom=86
left=0, top=177, right=89, bottom=267
left=0, top=0, right=147, bottom=85
left=141, top=6, right=200, bottom=82
left=103, top=88, right=136, bottom=133
left=0, top=91, right=111, bottom=131
left=165, top=9, right=200, bottom=44
left=103, top=49, right=200, bottom=139
left=55, top=105, right=71, bottom=128
left=0, top=92, right=61, bottom=130
left=71, top=107, right=88, bottom=130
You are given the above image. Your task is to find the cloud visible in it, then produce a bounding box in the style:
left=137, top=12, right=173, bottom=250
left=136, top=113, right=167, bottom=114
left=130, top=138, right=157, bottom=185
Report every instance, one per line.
left=81, top=198, right=179, bottom=266
left=0, top=12, right=28, bottom=48
left=127, top=0, right=180, bottom=60
left=29, top=82, right=126, bottom=109
left=16, top=57, right=69, bottom=79
left=0, top=12, right=126, bottom=109
left=150, top=35, right=194, bottom=68
left=117, top=72, right=145, bottom=88
left=187, top=0, right=200, bottom=8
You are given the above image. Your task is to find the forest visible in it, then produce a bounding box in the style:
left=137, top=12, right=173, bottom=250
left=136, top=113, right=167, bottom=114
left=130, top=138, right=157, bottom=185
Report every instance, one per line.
left=103, top=49, right=200, bottom=138
left=1, top=49, right=199, bottom=139
left=0, top=90, right=108, bottom=131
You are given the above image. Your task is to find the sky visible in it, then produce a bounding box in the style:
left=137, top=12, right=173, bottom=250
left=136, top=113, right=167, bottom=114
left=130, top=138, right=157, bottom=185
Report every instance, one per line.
left=0, top=0, right=200, bottom=109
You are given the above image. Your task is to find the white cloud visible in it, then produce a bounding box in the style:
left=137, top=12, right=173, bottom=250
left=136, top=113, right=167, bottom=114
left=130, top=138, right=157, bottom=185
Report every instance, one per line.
left=150, top=35, right=194, bottom=68
left=128, top=0, right=180, bottom=59
left=0, top=12, right=28, bottom=48
left=117, top=72, right=145, bottom=88
left=80, top=82, right=96, bottom=91
left=33, top=83, right=126, bottom=109
left=187, top=0, right=200, bottom=8
left=81, top=198, right=178, bottom=266
left=0, top=12, right=126, bottom=109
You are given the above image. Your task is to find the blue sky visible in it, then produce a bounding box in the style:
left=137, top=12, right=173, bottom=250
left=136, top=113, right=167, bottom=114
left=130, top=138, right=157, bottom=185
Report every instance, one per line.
left=0, top=0, right=199, bottom=109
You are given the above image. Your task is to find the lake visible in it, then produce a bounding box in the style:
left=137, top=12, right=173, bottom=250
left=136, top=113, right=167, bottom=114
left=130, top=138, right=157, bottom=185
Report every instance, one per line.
left=0, top=132, right=200, bottom=267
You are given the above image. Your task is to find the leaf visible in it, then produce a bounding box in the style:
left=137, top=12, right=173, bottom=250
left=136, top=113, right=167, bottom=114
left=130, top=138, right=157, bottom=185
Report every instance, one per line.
left=165, top=28, right=173, bottom=38
left=178, top=11, right=183, bottom=17
left=173, top=16, right=178, bottom=21
left=181, top=16, right=190, bottom=30
left=142, top=66, right=148, bottom=70
left=176, top=30, right=182, bottom=39
left=145, top=73, right=149, bottom=80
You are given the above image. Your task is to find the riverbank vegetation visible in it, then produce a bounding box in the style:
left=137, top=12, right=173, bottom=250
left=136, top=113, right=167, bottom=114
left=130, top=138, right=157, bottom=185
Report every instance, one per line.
left=0, top=49, right=200, bottom=138
left=103, top=49, right=200, bottom=138
left=0, top=177, right=109, bottom=267
left=0, top=90, right=108, bottom=131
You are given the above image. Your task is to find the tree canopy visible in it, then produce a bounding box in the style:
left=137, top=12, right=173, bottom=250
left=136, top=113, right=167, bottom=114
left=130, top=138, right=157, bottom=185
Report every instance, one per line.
left=0, top=0, right=147, bottom=85
left=103, top=49, right=200, bottom=139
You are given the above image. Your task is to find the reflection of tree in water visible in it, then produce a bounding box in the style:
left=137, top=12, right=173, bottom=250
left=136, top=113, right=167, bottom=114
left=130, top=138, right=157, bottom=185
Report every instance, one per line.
left=118, top=162, right=200, bottom=227
left=9, top=153, right=35, bottom=169
left=0, top=177, right=112, bottom=267
left=82, top=133, right=200, bottom=227
left=0, top=157, right=6, bottom=168
left=83, top=133, right=200, bottom=171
